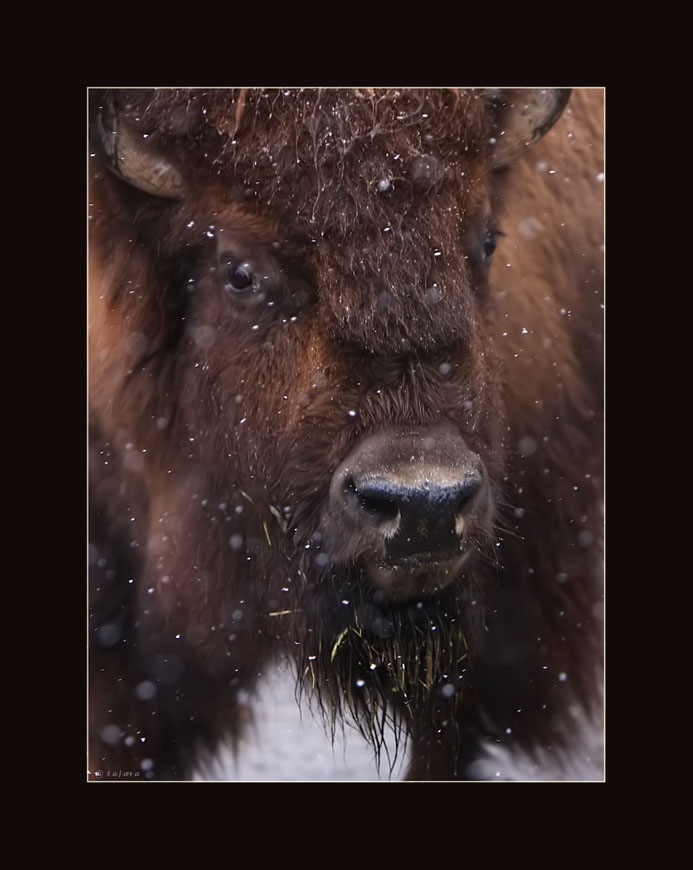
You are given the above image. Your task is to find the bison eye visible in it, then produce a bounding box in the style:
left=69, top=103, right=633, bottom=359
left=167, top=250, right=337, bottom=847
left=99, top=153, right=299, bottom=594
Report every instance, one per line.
left=223, top=260, right=255, bottom=294
left=482, top=230, right=498, bottom=260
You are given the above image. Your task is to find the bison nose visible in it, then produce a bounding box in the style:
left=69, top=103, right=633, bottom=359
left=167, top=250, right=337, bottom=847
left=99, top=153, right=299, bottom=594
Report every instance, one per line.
left=323, top=427, right=488, bottom=594
left=346, top=474, right=483, bottom=561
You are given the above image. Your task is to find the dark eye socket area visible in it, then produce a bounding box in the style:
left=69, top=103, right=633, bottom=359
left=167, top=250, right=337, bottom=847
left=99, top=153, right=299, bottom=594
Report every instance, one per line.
left=482, top=227, right=500, bottom=260
left=223, top=259, right=255, bottom=294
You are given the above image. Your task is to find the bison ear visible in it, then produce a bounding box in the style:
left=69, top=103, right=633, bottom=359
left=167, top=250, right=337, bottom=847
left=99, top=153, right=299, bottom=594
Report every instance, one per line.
left=94, top=92, right=187, bottom=200
left=487, top=88, right=571, bottom=168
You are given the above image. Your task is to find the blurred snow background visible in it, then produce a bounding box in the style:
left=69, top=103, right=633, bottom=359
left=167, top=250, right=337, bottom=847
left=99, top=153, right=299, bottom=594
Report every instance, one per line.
left=194, top=658, right=408, bottom=782
left=193, top=658, right=603, bottom=782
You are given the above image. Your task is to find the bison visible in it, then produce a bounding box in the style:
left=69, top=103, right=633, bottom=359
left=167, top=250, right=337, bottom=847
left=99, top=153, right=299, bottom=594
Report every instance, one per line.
left=88, top=87, right=604, bottom=781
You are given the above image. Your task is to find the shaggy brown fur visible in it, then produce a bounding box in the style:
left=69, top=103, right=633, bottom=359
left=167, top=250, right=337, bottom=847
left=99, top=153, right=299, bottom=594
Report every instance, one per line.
left=88, top=88, right=603, bottom=780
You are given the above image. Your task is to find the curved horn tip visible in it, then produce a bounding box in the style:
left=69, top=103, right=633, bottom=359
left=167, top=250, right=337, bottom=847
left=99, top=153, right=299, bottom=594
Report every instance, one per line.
left=491, top=87, right=572, bottom=168
left=95, top=97, right=186, bottom=201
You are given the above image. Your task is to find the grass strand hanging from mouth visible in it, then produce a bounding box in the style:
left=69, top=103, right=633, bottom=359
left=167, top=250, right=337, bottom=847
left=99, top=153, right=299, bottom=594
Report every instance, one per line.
left=330, top=628, right=349, bottom=662
left=299, top=595, right=469, bottom=776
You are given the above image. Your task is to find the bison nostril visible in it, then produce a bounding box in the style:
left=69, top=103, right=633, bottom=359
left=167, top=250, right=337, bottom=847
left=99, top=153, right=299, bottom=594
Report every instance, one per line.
left=455, top=476, right=483, bottom=513
left=344, top=476, right=400, bottom=522
left=356, top=488, right=399, bottom=522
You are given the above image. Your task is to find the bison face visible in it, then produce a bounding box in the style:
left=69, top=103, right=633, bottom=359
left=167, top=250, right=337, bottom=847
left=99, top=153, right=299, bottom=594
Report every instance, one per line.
left=90, top=88, right=571, bottom=763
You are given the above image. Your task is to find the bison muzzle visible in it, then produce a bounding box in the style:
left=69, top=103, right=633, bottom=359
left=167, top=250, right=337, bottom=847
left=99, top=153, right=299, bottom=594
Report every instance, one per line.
left=323, top=426, right=489, bottom=600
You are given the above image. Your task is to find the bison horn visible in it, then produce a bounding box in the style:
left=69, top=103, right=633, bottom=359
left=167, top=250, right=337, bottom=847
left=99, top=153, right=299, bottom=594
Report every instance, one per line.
left=96, top=94, right=186, bottom=200
left=488, top=88, right=572, bottom=168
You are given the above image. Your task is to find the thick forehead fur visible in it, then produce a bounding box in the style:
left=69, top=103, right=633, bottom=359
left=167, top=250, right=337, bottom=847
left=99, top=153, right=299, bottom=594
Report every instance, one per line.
left=105, top=89, right=499, bottom=355
left=111, top=88, right=496, bottom=235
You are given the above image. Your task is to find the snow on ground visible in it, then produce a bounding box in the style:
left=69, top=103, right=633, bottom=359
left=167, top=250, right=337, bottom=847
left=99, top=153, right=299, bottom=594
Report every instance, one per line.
left=469, top=704, right=604, bottom=782
left=194, top=659, right=408, bottom=781
left=193, top=659, right=603, bottom=782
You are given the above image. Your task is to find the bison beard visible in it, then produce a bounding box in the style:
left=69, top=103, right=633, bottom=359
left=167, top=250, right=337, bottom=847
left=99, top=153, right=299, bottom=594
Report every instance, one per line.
left=88, top=87, right=603, bottom=781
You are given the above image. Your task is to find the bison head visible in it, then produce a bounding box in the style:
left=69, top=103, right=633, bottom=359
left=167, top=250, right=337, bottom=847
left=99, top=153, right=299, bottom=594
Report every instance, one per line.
left=89, top=88, right=572, bottom=773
